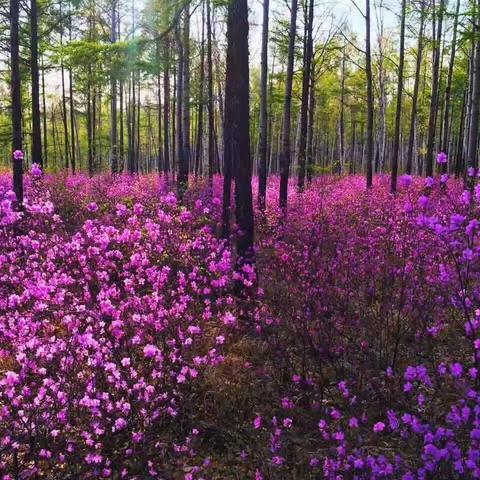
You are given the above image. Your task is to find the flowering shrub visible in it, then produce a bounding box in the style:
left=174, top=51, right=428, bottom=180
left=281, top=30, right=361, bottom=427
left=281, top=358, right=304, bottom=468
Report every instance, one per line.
left=1, top=169, right=480, bottom=478
left=0, top=171, right=247, bottom=478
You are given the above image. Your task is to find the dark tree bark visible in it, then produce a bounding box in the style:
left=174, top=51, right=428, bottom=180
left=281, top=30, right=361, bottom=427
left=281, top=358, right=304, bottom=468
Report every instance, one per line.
left=195, top=0, right=206, bottom=177
left=163, top=37, right=171, bottom=176
left=176, top=24, right=188, bottom=197
left=69, top=7, right=76, bottom=173
left=60, top=0, right=70, bottom=170
left=306, top=58, right=316, bottom=182
left=365, top=0, right=374, bottom=188
left=425, top=0, right=445, bottom=177
left=442, top=0, right=461, bottom=172
left=297, top=0, right=314, bottom=191
left=206, top=0, right=215, bottom=182
left=111, top=0, right=118, bottom=173
left=257, top=0, right=269, bottom=209
left=391, top=0, right=406, bottom=193
left=10, top=0, right=23, bottom=203
left=30, top=0, right=43, bottom=167
left=278, top=0, right=298, bottom=209
left=182, top=5, right=191, bottom=176
left=467, top=0, right=480, bottom=185
left=42, top=55, right=48, bottom=166
left=339, top=47, right=346, bottom=172
left=224, top=0, right=254, bottom=265
left=156, top=39, right=163, bottom=174
left=136, top=78, right=141, bottom=173
left=406, top=0, right=426, bottom=174
left=455, top=88, right=467, bottom=177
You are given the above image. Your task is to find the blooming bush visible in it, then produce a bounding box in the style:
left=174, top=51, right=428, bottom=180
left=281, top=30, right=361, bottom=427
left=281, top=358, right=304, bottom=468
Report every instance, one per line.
left=1, top=168, right=480, bottom=478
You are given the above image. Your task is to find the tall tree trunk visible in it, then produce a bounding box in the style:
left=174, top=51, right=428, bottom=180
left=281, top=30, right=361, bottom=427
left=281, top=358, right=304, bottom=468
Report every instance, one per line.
left=136, top=81, right=141, bottom=173
left=156, top=39, right=163, bottom=174
left=425, top=0, right=445, bottom=177
left=87, top=70, right=94, bottom=175
left=182, top=5, right=191, bottom=176
left=69, top=1, right=75, bottom=173
left=391, top=0, right=406, bottom=193
left=206, top=0, right=215, bottom=182
left=406, top=1, right=426, bottom=174
left=111, top=0, right=118, bottom=173
left=195, top=1, right=206, bottom=177
left=176, top=24, right=187, bottom=197
left=42, top=55, right=48, bottom=166
left=224, top=0, right=254, bottom=265
left=60, top=0, right=70, bottom=170
left=339, top=46, right=346, bottom=173
left=455, top=88, right=467, bottom=177
left=467, top=0, right=480, bottom=186
left=442, top=0, right=460, bottom=172
left=297, top=0, right=313, bottom=191
left=30, top=0, right=43, bottom=167
left=365, top=0, right=374, bottom=188
left=257, top=0, right=269, bottom=208
left=278, top=0, right=298, bottom=209
left=10, top=0, right=23, bottom=203
left=163, top=37, right=171, bottom=176
left=306, top=59, right=316, bottom=182
left=119, top=80, right=124, bottom=171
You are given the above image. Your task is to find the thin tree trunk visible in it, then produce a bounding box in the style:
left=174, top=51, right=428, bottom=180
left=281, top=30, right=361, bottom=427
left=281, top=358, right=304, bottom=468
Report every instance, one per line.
left=339, top=46, right=346, bottom=173
left=257, top=0, right=269, bottom=208
left=455, top=88, right=467, bottom=177
left=467, top=0, right=480, bottom=186
left=164, top=37, right=171, bottom=176
left=60, top=0, right=70, bottom=170
left=306, top=59, right=316, bottom=182
left=206, top=0, right=215, bottom=182
left=279, top=0, right=298, bottom=209
left=391, top=0, right=406, bottom=193
left=182, top=5, right=191, bottom=177
left=195, top=1, right=206, bottom=177
left=442, top=0, right=460, bottom=172
left=10, top=0, right=23, bottom=203
left=176, top=24, right=187, bottom=197
left=297, top=0, right=314, bottom=191
left=406, top=1, right=426, bottom=174
left=365, top=0, right=374, bottom=188
left=30, top=0, right=43, bottom=168
left=69, top=1, right=75, bottom=173
left=156, top=39, right=163, bottom=174
left=111, top=0, right=118, bottom=173
left=425, top=0, right=445, bottom=177
left=42, top=55, right=48, bottom=166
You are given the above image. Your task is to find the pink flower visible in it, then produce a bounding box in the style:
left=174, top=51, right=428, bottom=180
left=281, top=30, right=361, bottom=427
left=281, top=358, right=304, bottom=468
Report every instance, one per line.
left=437, top=152, right=447, bottom=164
left=12, top=150, right=24, bottom=160
left=143, top=344, right=158, bottom=358
left=222, top=311, right=236, bottom=326
left=253, top=415, right=262, bottom=429
left=373, top=421, right=385, bottom=433
left=3, top=371, right=19, bottom=386
left=87, top=202, right=98, bottom=212
left=424, top=176, right=435, bottom=188
left=31, top=163, right=42, bottom=177
left=114, top=417, right=127, bottom=430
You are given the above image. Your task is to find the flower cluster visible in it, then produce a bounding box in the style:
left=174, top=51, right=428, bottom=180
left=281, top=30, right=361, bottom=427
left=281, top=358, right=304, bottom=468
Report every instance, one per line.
left=1, top=169, right=480, bottom=479
left=0, top=172, right=246, bottom=478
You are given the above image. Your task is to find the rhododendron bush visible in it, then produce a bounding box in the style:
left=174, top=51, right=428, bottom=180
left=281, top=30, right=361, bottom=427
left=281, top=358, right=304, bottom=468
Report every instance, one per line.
left=1, top=170, right=480, bottom=479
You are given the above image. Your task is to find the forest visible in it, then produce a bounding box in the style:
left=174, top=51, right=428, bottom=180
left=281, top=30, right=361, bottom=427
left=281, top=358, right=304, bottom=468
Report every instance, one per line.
left=2, top=0, right=480, bottom=478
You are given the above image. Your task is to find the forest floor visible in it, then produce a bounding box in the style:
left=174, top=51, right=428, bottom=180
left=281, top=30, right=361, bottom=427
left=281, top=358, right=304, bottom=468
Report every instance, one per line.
left=0, top=171, right=478, bottom=479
